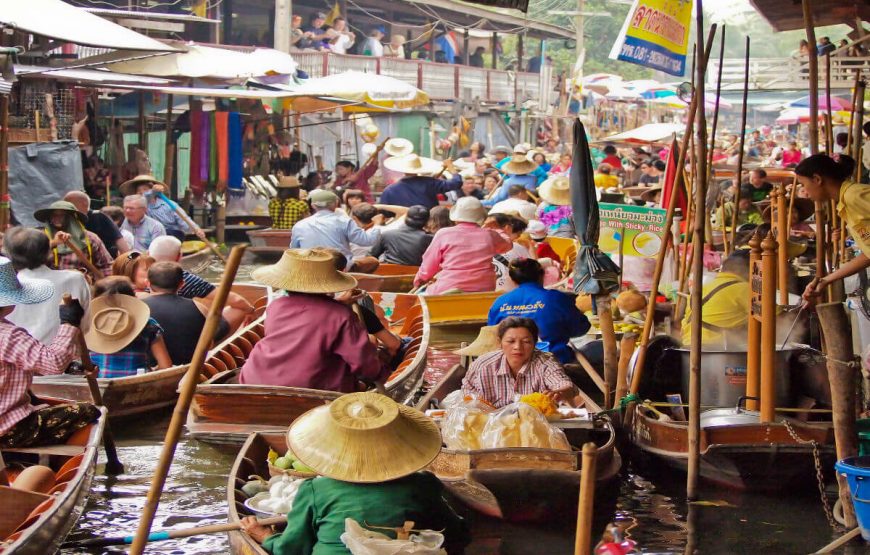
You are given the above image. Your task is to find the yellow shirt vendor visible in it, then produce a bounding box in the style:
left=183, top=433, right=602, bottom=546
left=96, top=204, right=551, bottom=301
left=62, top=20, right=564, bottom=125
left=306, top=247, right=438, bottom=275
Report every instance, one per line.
left=681, top=251, right=751, bottom=346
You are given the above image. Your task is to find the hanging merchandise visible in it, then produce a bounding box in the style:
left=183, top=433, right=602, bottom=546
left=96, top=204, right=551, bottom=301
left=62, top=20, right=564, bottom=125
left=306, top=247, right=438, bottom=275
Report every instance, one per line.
left=228, top=112, right=243, bottom=190
left=215, top=111, right=230, bottom=190
left=199, top=110, right=210, bottom=190
left=189, top=109, right=203, bottom=195
left=209, top=111, right=218, bottom=184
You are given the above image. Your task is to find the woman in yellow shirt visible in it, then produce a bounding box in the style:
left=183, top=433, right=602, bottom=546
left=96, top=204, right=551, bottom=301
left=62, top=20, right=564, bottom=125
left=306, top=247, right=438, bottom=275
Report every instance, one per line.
left=796, top=154, right=870, bottom=302
left=594, top=163, right=620, bottom=189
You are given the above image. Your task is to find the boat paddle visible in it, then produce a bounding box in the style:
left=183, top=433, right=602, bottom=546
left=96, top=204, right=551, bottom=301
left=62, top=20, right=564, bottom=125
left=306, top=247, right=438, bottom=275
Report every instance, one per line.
left=155, top=191, right=227, bottom=264
left=60, top=237, right=105, bottom=281
left=61, top=294, right=124, bottom=475
left=62, top=515, right=287, bottom=548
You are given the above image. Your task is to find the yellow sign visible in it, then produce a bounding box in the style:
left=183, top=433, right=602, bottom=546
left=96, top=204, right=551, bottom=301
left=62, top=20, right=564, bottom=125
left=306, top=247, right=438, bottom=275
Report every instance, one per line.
left=609, top=0, right=694, bottom=76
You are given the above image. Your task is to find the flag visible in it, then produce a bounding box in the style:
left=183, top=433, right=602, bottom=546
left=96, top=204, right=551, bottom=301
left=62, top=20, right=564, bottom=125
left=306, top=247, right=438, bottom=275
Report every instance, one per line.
left=324, top=3, right=341, bottom=26
left=435, top=32, right=460, bottom=64
left=608, top=0, right=694, bottom=76
left=660, top=136, right=687, bottom=215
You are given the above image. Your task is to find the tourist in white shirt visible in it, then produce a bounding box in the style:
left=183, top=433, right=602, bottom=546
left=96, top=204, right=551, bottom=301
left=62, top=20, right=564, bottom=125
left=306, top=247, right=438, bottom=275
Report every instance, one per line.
left=4, top=227, right=90, bottom=343
left=328, top=18, right=355, bottom=54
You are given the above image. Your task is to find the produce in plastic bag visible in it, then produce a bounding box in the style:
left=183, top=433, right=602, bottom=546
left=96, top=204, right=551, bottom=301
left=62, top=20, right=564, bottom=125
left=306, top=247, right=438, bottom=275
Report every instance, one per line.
left=340, top=518, right=447, bottom=555
left=441, top=394, right=495, bottom=450
left=479, top=402, right=571, bottom=450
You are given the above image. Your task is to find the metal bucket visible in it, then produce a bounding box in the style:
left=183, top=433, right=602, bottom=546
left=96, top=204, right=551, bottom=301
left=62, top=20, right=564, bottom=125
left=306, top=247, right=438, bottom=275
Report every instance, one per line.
left=675, top=347, right=797, bottom=408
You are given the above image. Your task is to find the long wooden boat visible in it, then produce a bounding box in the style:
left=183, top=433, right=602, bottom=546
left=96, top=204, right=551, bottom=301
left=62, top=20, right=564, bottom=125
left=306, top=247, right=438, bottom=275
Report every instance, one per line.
left=0, top=407, right=106, bottom=554
left=421, top=291, right=500, bottom=325
left=417, top=362, right=621, bottom=524
left=246, top=228, right=290, bottom=262
left=31, top=284, right=271, bottom=418
left=630, top=403, right=836, bottom=491
left=351, top=264, right=419, bottom=293
left=179, top=241, right=214, bottom=273
left=186, top=292, right=431, bottom=444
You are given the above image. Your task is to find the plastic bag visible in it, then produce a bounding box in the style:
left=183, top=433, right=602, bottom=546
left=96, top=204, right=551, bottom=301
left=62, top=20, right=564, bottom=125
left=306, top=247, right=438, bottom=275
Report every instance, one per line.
left=479, top=402, right=571, bottom=450
left=340, top=519, right=447, bottom=555
left=441, top=394, right=494, bottom=450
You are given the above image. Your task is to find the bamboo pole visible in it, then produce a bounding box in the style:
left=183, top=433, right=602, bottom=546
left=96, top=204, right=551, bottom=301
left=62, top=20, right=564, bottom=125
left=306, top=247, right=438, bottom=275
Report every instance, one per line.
left=705, top=25, right=726, bottom=251
left=129, top=246, right=246, bottom=554
left=759, top=233, right=777, bottom=423
left=137, top=91, right=146, bottom=150
left=846, top=70, right=862, bottom=154
left=625, top=26, right=717, bottom=411
left=775, top=185, right=789, bottom=305
left=817, top=302, right=859, bottom=528
left=573, top=442, right=598, bottom=555
left=811, top=527, right=862, bottom=554
left=687, top=0, right=709, bottom=502
left=729, top=37, right=751, bottom=249
left=0, top=95, right=8, bottom=231
left=746, top=232, right=762, bottom=411
left=825, top=53, right=833, bottom=155
left=61, top=238, right=105, bottom=281
left=614, top=332, right=637, bottom=406
left=597, top=297, right=616, bottom=411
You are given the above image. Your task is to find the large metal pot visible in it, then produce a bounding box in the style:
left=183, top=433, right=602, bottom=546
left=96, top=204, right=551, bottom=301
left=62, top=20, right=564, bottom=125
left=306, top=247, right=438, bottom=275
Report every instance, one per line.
left=674, top=347, right=798, bottom=408
left=700, top=407, right=767, bottom=428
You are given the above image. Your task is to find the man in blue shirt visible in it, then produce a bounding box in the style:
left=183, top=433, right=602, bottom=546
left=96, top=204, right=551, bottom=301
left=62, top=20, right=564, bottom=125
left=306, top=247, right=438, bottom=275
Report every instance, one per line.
left=380, top=155, right=461, bottom=209
left=484, top=153, right=540, bottom=207
left=488, top=258, right=589, bottom=364
left=120, top=174, right=205, bottom=242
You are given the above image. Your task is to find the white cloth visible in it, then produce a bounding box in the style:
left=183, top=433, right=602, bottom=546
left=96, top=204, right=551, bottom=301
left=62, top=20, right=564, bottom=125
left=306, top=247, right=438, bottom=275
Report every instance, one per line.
left=331, top=33, right=355, bottom=55
left=361, top=37, right=384, bottom=57
left=493, top=242, right=531, bottom=291
left=489, top=198, right=539, bottom=222
left=9, top=266, right=91, bottom=343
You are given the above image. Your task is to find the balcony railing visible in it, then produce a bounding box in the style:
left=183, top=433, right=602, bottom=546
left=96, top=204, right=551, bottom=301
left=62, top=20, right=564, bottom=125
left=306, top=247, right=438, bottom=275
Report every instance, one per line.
left=708, top=55, right=870, bottom=91
left=292, top=50, right=542, bottom=104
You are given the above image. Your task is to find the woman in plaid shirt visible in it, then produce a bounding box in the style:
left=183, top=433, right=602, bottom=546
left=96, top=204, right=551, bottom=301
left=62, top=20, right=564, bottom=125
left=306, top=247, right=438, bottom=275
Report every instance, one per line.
left=461, top=317, right=577, bottom=409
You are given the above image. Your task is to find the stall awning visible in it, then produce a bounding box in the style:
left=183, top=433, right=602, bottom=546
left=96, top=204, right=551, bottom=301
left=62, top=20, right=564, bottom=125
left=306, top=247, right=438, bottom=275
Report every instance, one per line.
left=0, top=0, right=178, bottom=51
left=599, top=123, right=685, bottom=145
left=15, top=65, right=175, bottom=86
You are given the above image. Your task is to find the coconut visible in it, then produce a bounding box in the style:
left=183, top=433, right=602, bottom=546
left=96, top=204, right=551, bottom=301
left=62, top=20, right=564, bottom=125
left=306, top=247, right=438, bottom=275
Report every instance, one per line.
left=616, top=289, right=647, bottom=313
left=576, top=294, right=592, bottom=313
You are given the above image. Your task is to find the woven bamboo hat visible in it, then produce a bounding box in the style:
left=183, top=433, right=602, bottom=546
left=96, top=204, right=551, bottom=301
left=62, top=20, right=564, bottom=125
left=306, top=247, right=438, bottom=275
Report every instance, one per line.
left=384, top=138, right=414, bottom=157
left=287, top=392, right=442, bottom=483
left=34, top=200, right=86, bottom=226
left=538, top=175, right=571, bottom=206
left=501, top=154, right=538, bottom=176
left=454, top=325, right=501, bottom=356
left=120, top=174, right=164, bottom=197
left=83, top=294, right=151, bottom=354
left=383, top=154, right=443, bottom=176
left=251, top=248, right=357, bottom=294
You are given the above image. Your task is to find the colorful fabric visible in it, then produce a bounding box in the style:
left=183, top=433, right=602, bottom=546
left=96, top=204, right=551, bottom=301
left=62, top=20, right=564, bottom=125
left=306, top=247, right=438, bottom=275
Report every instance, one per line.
left=533, top=241, right=561, bottom=264
left=0, top=321, right=78, bottom=435
left=0, top=402, right=98, bottom=448
left=838, top=180, right=870, bottom=254
left=228, top=112, right=244, bottom=189
left=290, top=210, right=380, bottom=269
left=215, top=111, right=229, bottom=187
left=178, top=270, right=215, bottom=299
left=269, top=198, right=309, bottom=230
left=239, top=294, right=384, bottom=392
left=461, top=350, right=574, bottom=409
left=144, top=193, right=189, bottom=234
left=122, top=215, right=167, bottom=251
left=91, top=317, right=163, bottom=378
left=189, top=111, right=203, bottom=195
left=415, top=223, right=512, bottom=295
left=200, top=111, right=210, bottom=187
left=537, top=203, right=574, bottom=238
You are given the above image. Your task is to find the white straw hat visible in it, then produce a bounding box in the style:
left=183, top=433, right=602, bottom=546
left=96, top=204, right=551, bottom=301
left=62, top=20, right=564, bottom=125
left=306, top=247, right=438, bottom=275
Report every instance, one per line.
left=383, top=154, right=443, bottom=176
left=449, top=196, right=487, bottom=224
left=384, top=138, right=414, bottom=157
left=251, top=248, right=358, bottom=294
left=538, top=175, right=571, bottom=206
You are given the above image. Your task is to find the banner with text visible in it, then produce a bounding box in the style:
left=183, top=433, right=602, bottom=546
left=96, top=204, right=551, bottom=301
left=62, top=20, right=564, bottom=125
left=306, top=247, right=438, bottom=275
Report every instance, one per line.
left=598, top=202, right=667, bottom=258
left=608, top=0, right=693, bottom=77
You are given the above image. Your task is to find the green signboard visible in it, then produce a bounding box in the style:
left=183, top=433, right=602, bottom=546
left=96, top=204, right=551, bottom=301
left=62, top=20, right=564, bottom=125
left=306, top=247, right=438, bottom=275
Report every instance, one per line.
left=598, top=202, right=668, bottom=258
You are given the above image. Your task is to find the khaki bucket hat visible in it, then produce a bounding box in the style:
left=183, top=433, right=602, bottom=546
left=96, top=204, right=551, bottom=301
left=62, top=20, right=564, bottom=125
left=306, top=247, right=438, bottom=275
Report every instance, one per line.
left=83, top=294, right=151, bottom=354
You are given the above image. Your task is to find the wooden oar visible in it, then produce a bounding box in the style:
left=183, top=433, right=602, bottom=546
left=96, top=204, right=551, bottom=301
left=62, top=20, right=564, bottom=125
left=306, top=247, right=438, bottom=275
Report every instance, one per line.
left=155, top=192, right=227, bottom=264
left=61, top=238, right=104, bottom=281
left=61, top=294, right=124, bottom=475
left=128, top=245, right=246, bottom=554
left=64, top=515, right=287, bottom=548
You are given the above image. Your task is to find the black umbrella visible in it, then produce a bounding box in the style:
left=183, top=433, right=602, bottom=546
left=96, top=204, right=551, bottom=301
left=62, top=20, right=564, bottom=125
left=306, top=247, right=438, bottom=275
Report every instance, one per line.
left=571, top=119, right=620, bottom=295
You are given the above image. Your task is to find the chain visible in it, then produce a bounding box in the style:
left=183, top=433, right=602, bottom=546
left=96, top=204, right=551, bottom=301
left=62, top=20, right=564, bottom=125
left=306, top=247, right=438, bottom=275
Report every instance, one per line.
left=782, top=420, right=839, bottom=530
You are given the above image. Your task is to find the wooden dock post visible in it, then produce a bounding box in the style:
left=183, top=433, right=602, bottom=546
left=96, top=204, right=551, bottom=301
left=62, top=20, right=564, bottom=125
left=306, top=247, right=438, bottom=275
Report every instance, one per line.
left=775, top=184, right=789, bottom=305
left=746, top=232, right=763, bottom=412
left=759, top=232, right=777, bottom=423
left=574, top=442, right=598, bottom=555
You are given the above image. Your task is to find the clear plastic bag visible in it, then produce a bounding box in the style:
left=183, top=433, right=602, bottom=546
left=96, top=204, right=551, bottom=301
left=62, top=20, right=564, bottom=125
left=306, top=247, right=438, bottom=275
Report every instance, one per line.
left=441, top=394, right=494, bottom=450
left=340, top=519, right=447, bottom=555
left=479, top=402, right=571, bottom=450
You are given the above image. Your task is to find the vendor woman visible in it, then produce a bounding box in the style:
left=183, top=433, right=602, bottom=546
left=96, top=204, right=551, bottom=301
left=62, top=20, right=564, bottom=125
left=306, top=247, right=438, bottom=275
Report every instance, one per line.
left=239, top=392, right=470, bottom=554
left=796, top=154, right=870, bottom=302
left=461, top=317, right=577, bottom=408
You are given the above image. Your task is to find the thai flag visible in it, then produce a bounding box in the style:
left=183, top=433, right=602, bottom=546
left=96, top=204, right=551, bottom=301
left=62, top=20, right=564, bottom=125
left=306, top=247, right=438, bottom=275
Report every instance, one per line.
left=436, top=32, right=460, bottom=63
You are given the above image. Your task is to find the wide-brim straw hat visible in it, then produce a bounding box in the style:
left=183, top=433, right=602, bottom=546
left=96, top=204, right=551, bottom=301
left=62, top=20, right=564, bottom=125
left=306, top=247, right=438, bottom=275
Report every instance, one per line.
left=383, top=154, right=443, bottom=176
left=449, top=196, right=486, bottom=224
left=287, top=392, right=442, bottom=483
left=762, top=197, right=814, bottom=223
left=455, top=325, right=501, bottom=356
left=640, top=186, right=663, bottom=203
left=538, top=175, right=571, bottom=206
left=120, top=174, right=164, bottom=197
left=277, top=176, right=300, bottom=189
left=488, top=145, right=511, bottom=157
left=501, top=154, right=538, bottom=176
left=384, top=138, right=414, bottom=157
left=83, top=293, right=151, bottom=354
left=251, top=248, right=358, bottom=294
left=33, top=200, right=86, bottom=225
left=0, top=257, right=53, bottom=307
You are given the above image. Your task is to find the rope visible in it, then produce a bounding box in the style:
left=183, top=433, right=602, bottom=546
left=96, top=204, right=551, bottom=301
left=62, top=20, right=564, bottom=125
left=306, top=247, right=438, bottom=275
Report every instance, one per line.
left=800, top=345, right=861, bottom=369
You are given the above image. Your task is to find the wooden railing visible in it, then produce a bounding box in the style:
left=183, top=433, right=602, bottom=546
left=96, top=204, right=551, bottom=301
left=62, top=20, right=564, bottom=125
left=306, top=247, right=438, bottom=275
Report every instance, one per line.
left=708, top=55, right=870, bottom=91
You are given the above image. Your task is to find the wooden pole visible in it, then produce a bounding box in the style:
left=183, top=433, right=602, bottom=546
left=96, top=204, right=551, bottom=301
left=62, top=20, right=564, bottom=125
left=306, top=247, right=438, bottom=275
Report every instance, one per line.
left=614, top=332, right=637, bottom=407
left=597, top=296, right=616, bottom=410
left=573, top=442, right=597, bottom=555
left=687, top=0, right=709, bottom=502
left=846, top=70, right=862, bottom=154
left=705, top=25, right=726, bottom=184
left=61, top=238, right=105, bottom=281
left=137, top=91, right=146, bottom=150
left=0, top=95, right=8, bottom=231
left=128, top=246, right=246, bottom=555
left=824, top=53, right=833, bottom=155
left=816, top=301, right=859, bottom=528
left=729, top=37, right=751, bottom=249
left=625, top=26, right=717, bottom=409
left=746, top=232, right=762, bottom=411
left=61, top=294, right=124, bottom=475
left=811, top=527, right=862, bottom=554
left=775, top=184, right=789, bottom=305
left=163, top=94, right=175, bottom=197
left=759, top=233, right=777, bottom=423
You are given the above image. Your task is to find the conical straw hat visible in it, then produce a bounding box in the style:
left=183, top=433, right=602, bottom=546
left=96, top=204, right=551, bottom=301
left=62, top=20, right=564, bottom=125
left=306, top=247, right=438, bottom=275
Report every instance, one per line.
left=287, top=392, right=442, bottom=483
left=501, top=154, right=538, bottom=175
left=384, top=138, right=414, bottom=157
left=538, top=175, right=571, bottom=206
left=454, top=325, right=501, bottom=356
left=251, top=248, right=357, bottom=294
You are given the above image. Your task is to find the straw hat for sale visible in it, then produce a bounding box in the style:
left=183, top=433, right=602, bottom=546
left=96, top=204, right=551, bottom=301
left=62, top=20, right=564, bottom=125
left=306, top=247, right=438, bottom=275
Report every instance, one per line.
left=0, top=257, right=53, bottom=307
left=383, top=154, right=443, bottom=176
left=384, top=138, right=414, bottom=157
left=287, top=392, right=442, bottom=483
left=454, top=325, right=501, bottom=357
left=449, top=196, right=487, bottom=224
left=120, top=174, right=165, bottom=197
left=501, top=154, right=538, bottom=176
left=277, top=176, right=301, bottom=189
left=83, top=294, right=151, bottom=354
left=251, top=248, right=357, bottom=294
left=33, top=200, right=86, bottom=226
left=538, top=175, right=571, bottom=206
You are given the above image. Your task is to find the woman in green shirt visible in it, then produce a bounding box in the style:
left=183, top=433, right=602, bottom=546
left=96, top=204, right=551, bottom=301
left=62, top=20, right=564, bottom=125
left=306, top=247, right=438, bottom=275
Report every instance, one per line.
left=240, top=392, right=470, bottom=555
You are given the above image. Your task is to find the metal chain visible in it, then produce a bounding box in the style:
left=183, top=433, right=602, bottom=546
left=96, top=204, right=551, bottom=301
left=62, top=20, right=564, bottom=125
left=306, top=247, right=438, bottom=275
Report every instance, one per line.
left=782, top=420, right=839, bottom=530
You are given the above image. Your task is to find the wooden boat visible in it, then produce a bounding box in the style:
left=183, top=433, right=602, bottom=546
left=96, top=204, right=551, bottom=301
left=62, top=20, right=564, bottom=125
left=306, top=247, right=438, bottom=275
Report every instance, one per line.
left=186, top=292, right=431, bottom=444
left=421, top=291, right=500, bottom=325
left=246, top=228, right=290, bottom=262
left=350, top=264, right=419, bottom=293
left=0, top=407, right=106, bottom=554
left=31, top=284, right=271, bottom=418
left=180, top=241, right=214, bottom=273
left=417, top=363, right=621, bottom=523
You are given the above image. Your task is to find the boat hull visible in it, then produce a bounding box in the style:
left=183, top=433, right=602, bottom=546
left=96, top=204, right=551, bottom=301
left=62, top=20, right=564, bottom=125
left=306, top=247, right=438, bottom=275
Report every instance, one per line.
left=180, top=245, right=213, bottom=273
